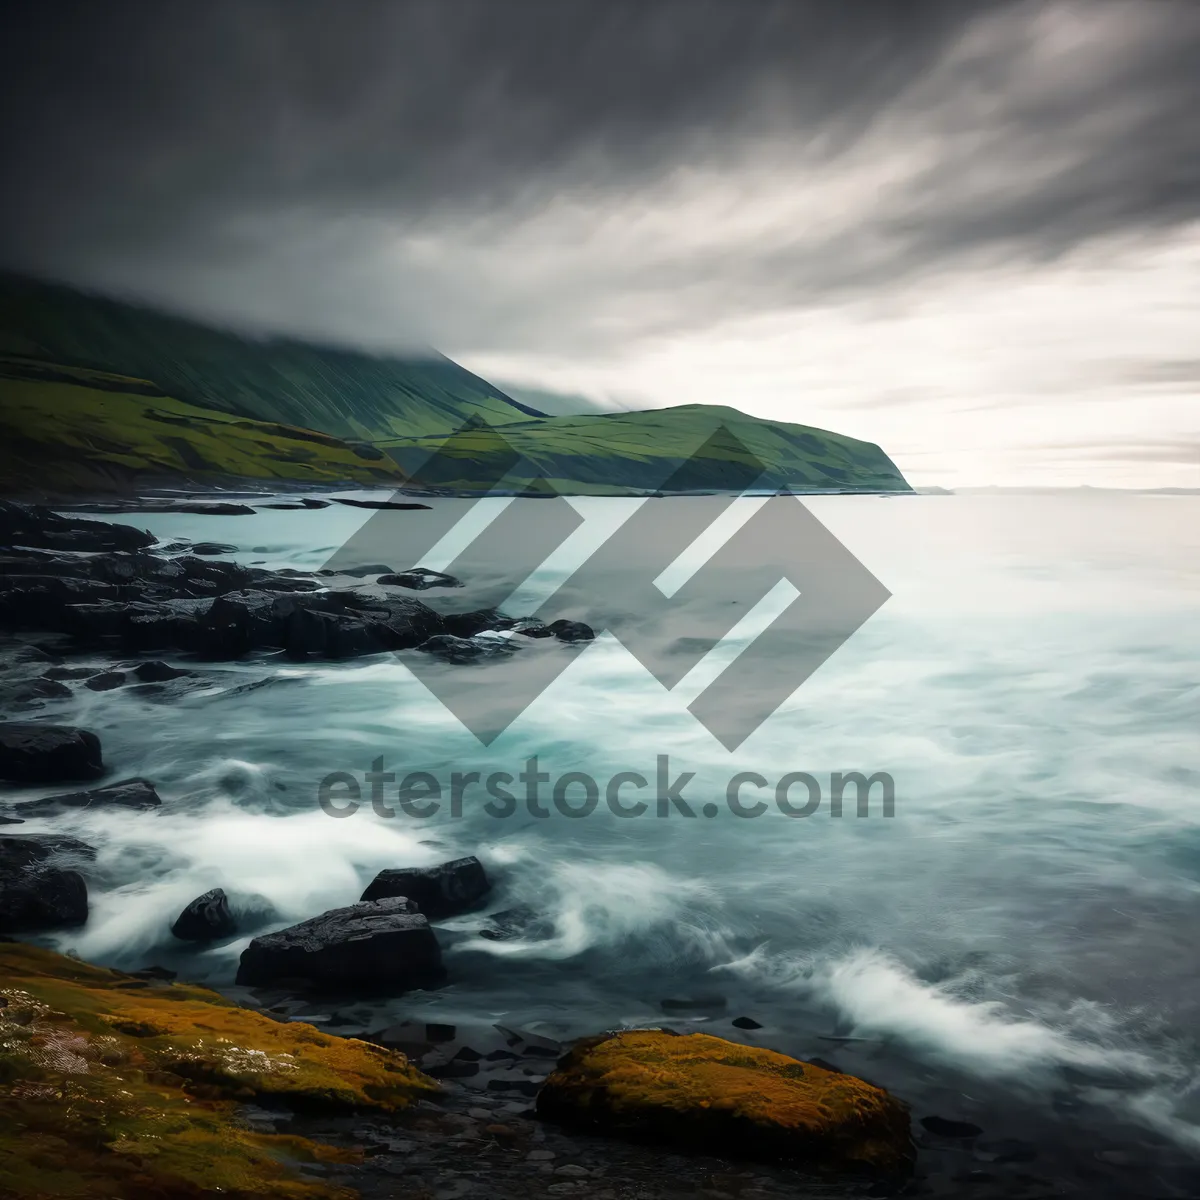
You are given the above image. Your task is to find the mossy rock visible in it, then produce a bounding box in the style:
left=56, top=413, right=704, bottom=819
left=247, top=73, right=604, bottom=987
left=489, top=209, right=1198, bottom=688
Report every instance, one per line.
left=0, top=942, right=439, bottom=1198
left=536, top=1029, right=913, bottom=1176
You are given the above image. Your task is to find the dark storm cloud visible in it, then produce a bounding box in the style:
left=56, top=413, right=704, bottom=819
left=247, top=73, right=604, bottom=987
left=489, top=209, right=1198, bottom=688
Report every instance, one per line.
left=0, top=0, right=1197, bottom=352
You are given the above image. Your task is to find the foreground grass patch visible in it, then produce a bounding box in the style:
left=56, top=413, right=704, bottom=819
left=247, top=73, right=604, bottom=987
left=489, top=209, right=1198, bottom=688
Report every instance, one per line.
left=0, top=942, right=438, bottom=1199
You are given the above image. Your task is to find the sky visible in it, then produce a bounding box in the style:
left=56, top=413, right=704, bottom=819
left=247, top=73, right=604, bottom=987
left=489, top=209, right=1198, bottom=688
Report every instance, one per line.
left=0, top=0, right=1197, bottom=488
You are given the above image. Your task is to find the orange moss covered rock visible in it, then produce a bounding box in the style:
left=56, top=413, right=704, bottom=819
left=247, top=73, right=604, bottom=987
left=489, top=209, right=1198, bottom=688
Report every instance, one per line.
left=0, top=942, right=439, bottom=1199
left=536, top=1029, right=913, bottom=1176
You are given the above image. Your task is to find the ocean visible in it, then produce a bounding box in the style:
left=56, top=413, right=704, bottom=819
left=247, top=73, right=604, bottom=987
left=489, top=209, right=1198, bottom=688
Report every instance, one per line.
left=15, top=491, right=1200, bottom=1172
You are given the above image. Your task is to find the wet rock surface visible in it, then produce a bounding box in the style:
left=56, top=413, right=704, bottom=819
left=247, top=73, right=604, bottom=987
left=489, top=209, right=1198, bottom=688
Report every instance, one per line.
left=0, top=722, right=104, bottom=783
left=172, top=886, right=238, bottom=941
left=361, top=856, right=492, bottom=918
left=236, top=896, right=446, bottom=990
left=6, top=776, right=161, bottom=817
left=0, top=833, right=94, bottom=932
left=0, top=501, right=593, bottom=671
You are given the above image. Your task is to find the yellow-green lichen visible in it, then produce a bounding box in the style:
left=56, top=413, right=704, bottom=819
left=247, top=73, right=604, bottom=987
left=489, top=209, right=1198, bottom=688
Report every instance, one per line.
left=0, top=942, right=439, bottom=1199
left=536, top=1029, right=913, bottom=1175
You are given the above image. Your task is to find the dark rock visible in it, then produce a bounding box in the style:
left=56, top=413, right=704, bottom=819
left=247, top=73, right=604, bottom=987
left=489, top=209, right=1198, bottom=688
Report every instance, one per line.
left=0, top=677, right=72, bottom=711
left=85, top=671, right=127, bottom=691
left=511, top=618, right=553, bottom=638
left=376, top=569, right=463, bottom=591
left=173, top=503, right=256, bottom=516
left=325, top=563, right=395, bottom=578
left=11, top=778, right=161, bottom=818
left=0, top=575, right=122, bottom=627
left=921, top=1115, right=984, bottom=1139
left=0, top=723, right=103, bottom=783
left=130, top=660, right=190, bottom=682
left=441, top=609, right=512, bottom=638
left=360, top=856, right=491, bottom=919
left=235, top=896, right=445, bottom=990
left=0, top=834, right=94, bottom=933
left=0, top=816, right=25, bottom=825
left=190, top=543, right=238, bottom=556
left=284, top=608, right=383, bottom=660
left=427, top=1023, right=457, bottom=1043
left=172, top=887, right=238, bottom=941
left=418, top=633, right=515, bottom=664
left=731, top=1016, right=763, bottom=1030
left=546, top=619, right=595, bottom=643
left=0, top=501, right=154, bottom=552
left=331, top=498, right=432, bottom=510
left=477, top=906, right=552, bottom=942
left=42, top=665, right=99, bottom=681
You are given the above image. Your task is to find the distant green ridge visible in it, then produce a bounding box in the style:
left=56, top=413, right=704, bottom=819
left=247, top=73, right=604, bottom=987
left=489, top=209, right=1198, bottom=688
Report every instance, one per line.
left=0, top=273, right=912, bottom=495
left=0, top=273, right=545, bottom=443
left=382, top=404, right=911, bottom=494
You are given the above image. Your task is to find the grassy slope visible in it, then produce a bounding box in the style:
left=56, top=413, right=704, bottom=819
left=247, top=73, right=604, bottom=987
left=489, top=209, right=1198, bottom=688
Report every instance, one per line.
left=0, top=357, right=404, bottom=492
left=0, top=942, right=436, bottom=1199
left=0, top=274, right=912, bottom=494
left=0, top=273, right=545, bottom=442
left=381, top=403, right=912, bottom=493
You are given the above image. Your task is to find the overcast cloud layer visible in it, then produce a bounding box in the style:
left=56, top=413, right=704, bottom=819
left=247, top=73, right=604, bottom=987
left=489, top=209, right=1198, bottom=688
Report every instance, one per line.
left=1, top=0, right=1197, bottom=485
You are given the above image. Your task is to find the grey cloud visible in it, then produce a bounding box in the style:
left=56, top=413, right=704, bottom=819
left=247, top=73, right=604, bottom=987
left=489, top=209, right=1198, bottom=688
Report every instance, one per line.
left=1026, top=439, right=1200, bottom=466
left=0, top=0, right=1197, bottom=355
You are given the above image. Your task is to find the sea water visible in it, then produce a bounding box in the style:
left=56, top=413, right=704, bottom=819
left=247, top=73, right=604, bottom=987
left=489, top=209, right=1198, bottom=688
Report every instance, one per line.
left=15, top=492, right=1200, bottom=1158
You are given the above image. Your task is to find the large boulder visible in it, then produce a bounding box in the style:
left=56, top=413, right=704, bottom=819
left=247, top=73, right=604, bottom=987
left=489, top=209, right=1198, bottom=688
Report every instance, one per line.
left=0, top=723, right=103, bottom=783
left=0, top=835, right=94, bottom=933
left=10, top=778, right=161, bottom=818
left=360, top=856, right=491, bottom=919
left=235, top=896, right=444, bottom=990
left=537, top=1030, right=914, bottom=1176
left=171, top=887, right=237, bottom=941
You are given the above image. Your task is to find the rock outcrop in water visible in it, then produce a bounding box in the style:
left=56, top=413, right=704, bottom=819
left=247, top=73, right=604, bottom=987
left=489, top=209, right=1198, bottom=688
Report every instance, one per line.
left=171, top=886, right=238, bottom=942
left=8, top=777, right=160, bottom=817
left=0, top=502, right=593, bottom=667
left=0, top=834, right=94, bottom=933
left=0, top=722, right=104, bottom=783
left=236, top=896, right=445, bottom=990
left=360, top=855, right=491, bottom=918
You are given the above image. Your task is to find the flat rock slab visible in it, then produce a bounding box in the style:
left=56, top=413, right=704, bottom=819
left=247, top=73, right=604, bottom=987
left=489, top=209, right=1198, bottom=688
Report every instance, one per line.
left=331, top=498, right=432, bottom=510
left=236, top=896, right=445, bottom=991
left=9, top=777, right=161, bottom=817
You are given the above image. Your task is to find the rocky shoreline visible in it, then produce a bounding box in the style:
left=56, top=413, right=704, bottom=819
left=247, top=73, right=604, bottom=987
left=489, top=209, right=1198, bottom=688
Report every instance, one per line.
left=1, top=499, right=1196, bottom=1199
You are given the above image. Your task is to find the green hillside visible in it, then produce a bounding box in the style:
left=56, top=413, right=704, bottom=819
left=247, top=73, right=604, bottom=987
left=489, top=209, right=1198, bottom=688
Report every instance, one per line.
left=0, top=356, right=403, bottom=493
left=0, top=274, right=911, bottom=496
left=0, top=273, right=545, bottom=442
left=382, top=404, right=911, bottom=494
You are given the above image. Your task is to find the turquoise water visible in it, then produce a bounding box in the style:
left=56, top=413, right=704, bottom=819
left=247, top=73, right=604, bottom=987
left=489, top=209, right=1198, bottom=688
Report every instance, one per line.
left=18, top=492, right=1200, bottom=1151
